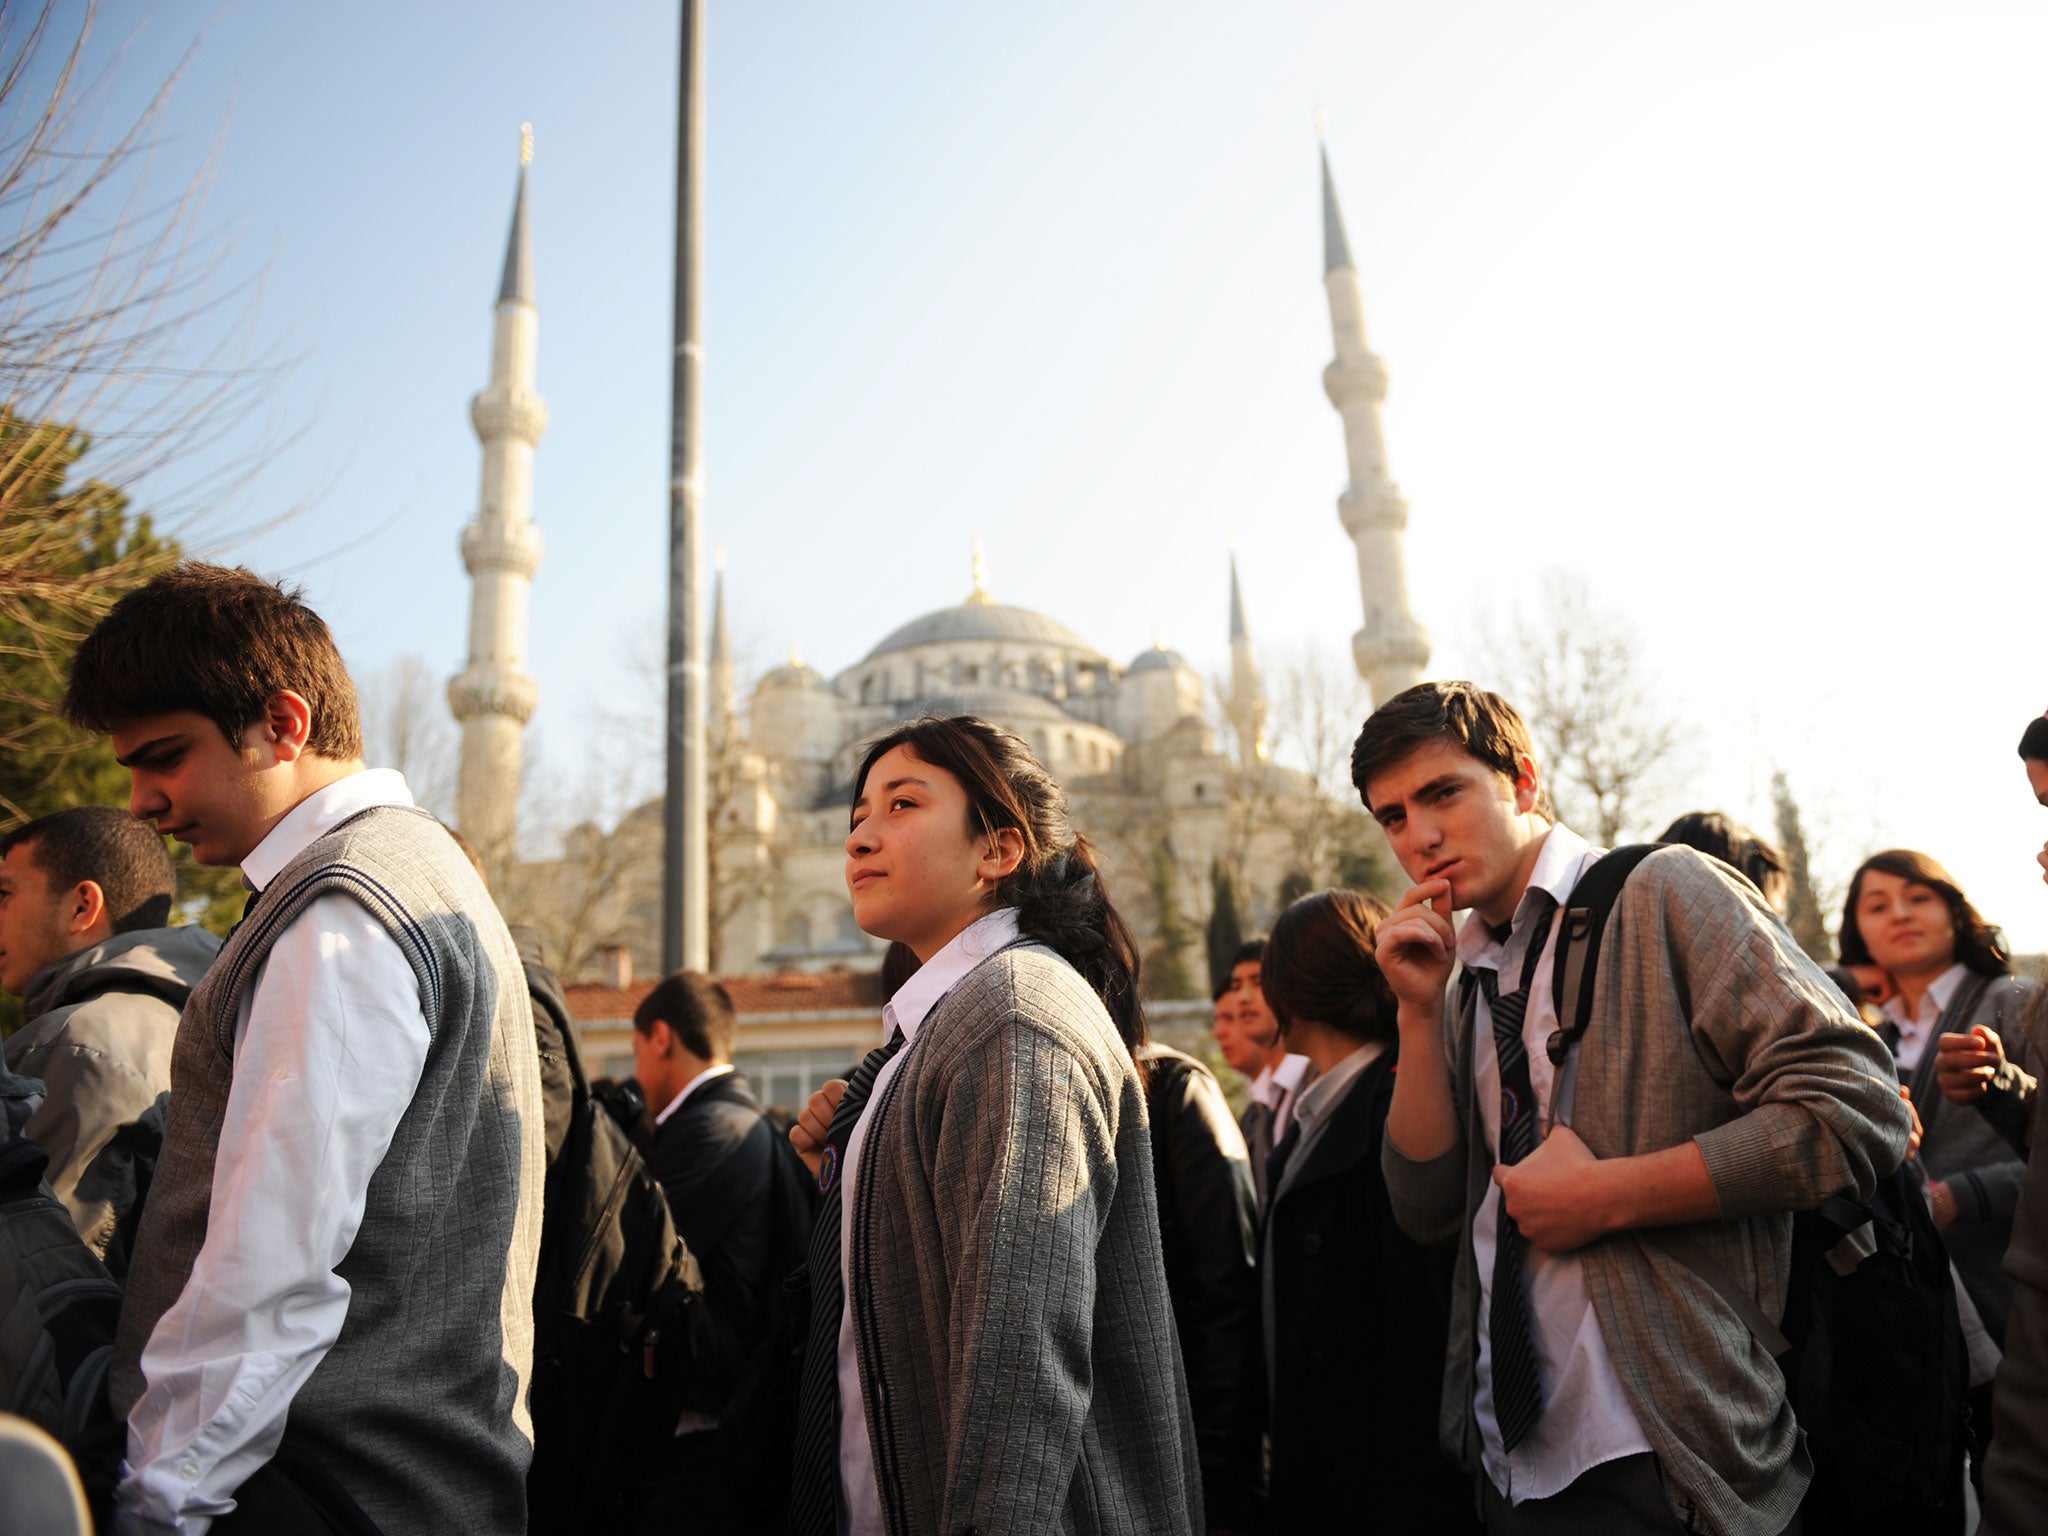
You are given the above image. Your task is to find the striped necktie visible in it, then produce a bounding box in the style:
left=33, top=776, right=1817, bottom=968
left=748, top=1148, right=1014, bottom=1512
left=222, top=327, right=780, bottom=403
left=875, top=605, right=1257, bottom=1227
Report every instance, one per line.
left=788, top=1027, right=906, bottom=1536
left=1473, top=899, right=1556, bottom=1454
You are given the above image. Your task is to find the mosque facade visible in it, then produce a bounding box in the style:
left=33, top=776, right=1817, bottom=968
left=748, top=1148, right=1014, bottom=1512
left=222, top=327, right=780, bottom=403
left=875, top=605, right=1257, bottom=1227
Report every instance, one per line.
left=462, top=134, right=1426, bottom=997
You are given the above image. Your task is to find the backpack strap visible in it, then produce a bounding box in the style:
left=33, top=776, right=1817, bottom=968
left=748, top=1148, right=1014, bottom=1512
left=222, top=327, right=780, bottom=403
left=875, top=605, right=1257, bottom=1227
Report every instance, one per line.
left=1540, top=844, right=1661, bottom=1128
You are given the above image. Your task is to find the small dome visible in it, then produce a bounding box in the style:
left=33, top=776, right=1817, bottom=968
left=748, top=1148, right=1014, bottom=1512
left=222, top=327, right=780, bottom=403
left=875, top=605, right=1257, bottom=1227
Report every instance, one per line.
left=1126, top=646, right=1190, bottom=675
left=759, top=660, right=829, bottom=692
left=864, top=601, right=1105, bottom=663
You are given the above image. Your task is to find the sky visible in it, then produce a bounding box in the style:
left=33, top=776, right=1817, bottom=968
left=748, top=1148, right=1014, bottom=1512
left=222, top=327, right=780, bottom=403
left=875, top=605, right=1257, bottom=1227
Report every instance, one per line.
left=64, top=0, right=2048, bottom=947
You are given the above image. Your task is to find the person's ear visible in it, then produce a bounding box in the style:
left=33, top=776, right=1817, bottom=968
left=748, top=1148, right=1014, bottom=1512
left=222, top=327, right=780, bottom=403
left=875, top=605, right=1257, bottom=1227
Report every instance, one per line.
left=254, top=691, right=317, bottom=763
left=980, top=827, right=1025, bottom=883
left=1512, top=753, right=1543, bottom=816
left=67, top=879, right=109, bottom=938
left=650, top=1019, right=677, bottom=1058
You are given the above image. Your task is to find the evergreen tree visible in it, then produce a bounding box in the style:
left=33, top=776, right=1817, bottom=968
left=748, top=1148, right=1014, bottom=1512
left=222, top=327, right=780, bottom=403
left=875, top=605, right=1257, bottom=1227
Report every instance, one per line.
left=1772, top=770, right=1832, bottom=962
left=1205, top=860, right=1246, bottom=995
left=1139, top=839, right=1200, bottom=1001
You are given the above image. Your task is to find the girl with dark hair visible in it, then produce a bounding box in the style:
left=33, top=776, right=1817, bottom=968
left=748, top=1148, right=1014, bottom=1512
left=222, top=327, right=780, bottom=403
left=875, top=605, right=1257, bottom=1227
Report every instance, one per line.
left=1842, top=849, right=2032, bottom=1451
left=785, top=715, right=1200, bottom=1536
left=1258, top=888, right=1476, bottom=1535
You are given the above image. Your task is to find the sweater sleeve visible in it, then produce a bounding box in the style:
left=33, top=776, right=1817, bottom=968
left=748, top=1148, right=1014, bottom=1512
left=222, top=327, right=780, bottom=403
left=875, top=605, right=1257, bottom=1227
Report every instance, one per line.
left=1649, top=853, right=1913, bottom=1220
left=929, top=1012, right=1122, bottom=1533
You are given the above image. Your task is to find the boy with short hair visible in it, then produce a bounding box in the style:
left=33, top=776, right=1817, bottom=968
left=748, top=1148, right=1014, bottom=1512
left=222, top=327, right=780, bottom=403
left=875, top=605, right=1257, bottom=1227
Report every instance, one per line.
left=0, top=806, right=218, bottom=1277
left=1356, top=680, right=1907, bottom=1535
left=64, top=562, right=543, bottom=1536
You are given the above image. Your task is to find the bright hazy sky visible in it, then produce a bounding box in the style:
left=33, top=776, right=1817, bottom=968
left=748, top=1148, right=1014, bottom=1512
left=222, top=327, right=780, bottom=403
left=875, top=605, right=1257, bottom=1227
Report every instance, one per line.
left=85, top=0, right=2048, bottom=947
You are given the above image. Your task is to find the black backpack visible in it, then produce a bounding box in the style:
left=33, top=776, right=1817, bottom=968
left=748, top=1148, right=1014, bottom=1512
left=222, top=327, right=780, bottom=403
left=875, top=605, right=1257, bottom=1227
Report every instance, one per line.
left=1543, top=844, right=1971, bottom=1535
left=0, top=1136, right=126, bottom=1507
left=524, top=960, right=719, bottom=1535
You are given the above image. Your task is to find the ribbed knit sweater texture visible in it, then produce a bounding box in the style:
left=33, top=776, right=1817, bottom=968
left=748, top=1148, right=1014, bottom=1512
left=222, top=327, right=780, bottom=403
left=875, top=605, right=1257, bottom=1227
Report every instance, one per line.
left=112, top=805, right=544, bottom=1536
left=848, top=943, right=1202, bottom=1535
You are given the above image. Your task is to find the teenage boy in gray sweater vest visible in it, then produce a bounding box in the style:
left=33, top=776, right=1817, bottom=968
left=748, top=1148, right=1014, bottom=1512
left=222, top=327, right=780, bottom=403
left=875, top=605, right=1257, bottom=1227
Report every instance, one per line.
left=63, top=563, right=544, bottom=1536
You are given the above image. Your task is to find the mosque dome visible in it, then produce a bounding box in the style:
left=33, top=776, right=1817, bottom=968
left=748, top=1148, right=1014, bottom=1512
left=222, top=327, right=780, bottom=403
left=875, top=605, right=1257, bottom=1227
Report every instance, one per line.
left=862, top=600, right=1103, bottom=663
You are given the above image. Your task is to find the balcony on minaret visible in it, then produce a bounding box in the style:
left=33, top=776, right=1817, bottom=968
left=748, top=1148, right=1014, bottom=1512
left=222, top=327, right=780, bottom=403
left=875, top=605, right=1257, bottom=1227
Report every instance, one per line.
left=1322, top=350, right=1389, bottom=409
left=1338, top=481, right=1409, bottom=538
left=448, top=664, right=540, bottom=726
left=470, top=383, right=549, bottom=446
left=460, top=517, right=544, bottom=579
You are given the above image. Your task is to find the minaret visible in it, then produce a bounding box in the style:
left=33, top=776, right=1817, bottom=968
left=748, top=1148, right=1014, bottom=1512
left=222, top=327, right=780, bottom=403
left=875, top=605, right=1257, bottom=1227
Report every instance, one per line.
left=1226, top=554, right=1269, bottom=766
left=1320, top=134, right=1429, bottom=707
left=449, top=125, right=548, bottom=869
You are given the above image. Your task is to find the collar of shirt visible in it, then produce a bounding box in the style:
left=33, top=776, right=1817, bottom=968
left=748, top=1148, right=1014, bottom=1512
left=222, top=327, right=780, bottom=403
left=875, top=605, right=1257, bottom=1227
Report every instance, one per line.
left=881, top=907, right=1022, bottom=1044
left=241, top=769, right=415, bottom=893
left=654, top=1061, right=735, bottom=1127
left=1456, top=824, right=1598, bottom=976
left=1289, top=1040, right=1386, bottom=1132
left=1882, top=962, right=1972, bottom=1032
left=1248, top=1052, right=1313, bottom=1110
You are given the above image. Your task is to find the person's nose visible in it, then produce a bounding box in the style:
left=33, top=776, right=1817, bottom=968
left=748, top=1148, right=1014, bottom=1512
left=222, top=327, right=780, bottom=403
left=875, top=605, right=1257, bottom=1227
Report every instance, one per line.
left=845, top=819, right=875, bottom=859
left=129, top=776, right=166, bottom=823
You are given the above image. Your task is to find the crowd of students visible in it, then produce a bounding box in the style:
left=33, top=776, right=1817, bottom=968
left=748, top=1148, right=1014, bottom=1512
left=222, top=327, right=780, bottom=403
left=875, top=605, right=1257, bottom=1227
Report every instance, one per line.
left=0, top=558, right=2043, bottom=1536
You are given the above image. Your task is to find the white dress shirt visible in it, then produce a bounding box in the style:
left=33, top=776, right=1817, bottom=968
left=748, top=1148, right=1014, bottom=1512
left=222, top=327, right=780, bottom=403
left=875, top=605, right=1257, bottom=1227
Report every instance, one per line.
left=839, top=907, right=1021, bottom=1535
left=1248, top=1051, right=1314, bottom=1144
left=1881, top=963, right=1970, bottom=1073
left=119, top=770, right=431, bottom=1536
left=1461, top=825, right=1652, bottom=1505
left=654, top=1061, right=735, bottom=1127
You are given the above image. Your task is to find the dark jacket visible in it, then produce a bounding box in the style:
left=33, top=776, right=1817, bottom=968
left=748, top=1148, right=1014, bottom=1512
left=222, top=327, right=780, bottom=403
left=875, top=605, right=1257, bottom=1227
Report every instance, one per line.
left=1265, top=1046, right=1473, bottom=1535
left=3, top=927, right=220, bottom=1279
left=1894, top=972, right=2032, bottom=1343
left=1141, top=1043, right=1262, bottom=1532
left=649, top=1070, right=784, bottom=1367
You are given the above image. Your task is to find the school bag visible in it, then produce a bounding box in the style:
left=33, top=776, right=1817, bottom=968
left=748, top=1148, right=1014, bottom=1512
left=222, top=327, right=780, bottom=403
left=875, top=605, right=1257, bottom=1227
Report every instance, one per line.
left=0, top=1134, right=126, bottom=1504
left=524, top=958, right=720, bottom=1535
left=1538, top=843, right=1971, bottom=1534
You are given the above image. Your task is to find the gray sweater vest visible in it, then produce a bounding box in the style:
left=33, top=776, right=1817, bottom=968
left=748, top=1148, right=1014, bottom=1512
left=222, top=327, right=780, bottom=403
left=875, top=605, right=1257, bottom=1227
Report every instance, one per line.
left=113, top=804, right=544, bottom=1536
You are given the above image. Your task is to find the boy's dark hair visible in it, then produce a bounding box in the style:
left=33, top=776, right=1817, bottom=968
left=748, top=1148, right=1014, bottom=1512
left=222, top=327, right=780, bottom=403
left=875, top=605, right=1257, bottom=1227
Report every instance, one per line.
left=1839, top=849, right=2011, bottom=979
left=2019, top=714, right=2048, bottom=763
left=1658, top=811, right=1790, bottom=908
left=62, top=563, right=364, bottom=759
left=633, top=969, right=737, bottom=1062
left=0, top=807, right=176, bottom=933
left=1228, top=938, right=1266, bottom=972
left=1262, top=888, right=1398, bottom=1045
left=1350, top=680, right=1553, bottom=820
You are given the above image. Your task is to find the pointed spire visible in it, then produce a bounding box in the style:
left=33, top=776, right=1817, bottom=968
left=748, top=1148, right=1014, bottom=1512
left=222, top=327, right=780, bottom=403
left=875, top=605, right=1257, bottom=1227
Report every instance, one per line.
left=1319, top=141, right=1354, bottom=275
left=497, top=125, right=536, bottom=306
left=1228, top=553, right=1249, bottom=643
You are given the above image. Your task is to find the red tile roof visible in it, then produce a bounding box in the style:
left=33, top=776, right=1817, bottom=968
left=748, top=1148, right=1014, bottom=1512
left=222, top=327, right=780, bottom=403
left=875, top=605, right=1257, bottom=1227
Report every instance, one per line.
left=565, top=968, right=885, bottom=1022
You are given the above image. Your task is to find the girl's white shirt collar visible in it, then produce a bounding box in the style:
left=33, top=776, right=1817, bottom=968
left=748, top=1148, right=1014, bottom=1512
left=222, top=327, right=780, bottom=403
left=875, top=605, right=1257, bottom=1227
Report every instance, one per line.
left=883, top=907, right=1023, bottom=1042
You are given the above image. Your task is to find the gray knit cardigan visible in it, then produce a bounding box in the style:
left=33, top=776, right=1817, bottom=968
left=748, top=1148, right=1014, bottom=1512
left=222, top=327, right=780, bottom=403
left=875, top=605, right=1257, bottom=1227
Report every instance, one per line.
left=847, top=942, right=1203, bottom=1535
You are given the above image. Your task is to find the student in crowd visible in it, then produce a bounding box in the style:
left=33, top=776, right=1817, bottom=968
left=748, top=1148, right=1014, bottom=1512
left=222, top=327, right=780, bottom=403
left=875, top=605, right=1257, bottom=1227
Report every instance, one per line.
left=1225, top=940, right=1316, bottom=1208
left=63, top=563, right=544, bottom=1536
left=632, top=969, right=809, bottom=1525
left=1137, top=1034, right=1261, bottom=1533
left=1936, top=712, right=2048, bottom=1536
left=1839, top=850, right=2031, bottom=1354
left=786, top=714, right=1200, bottom=1536
left=1258, top=887, right=1474, bottom=1534
left=1357, top=681, right=1908, bottom=1536
left=0, top=807, right=219, bottom=1280
left=1655, top=812, right=1790, bottom=914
